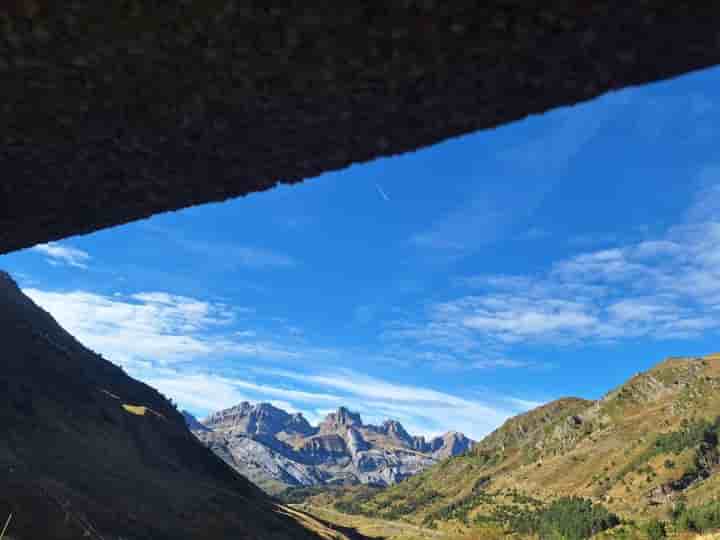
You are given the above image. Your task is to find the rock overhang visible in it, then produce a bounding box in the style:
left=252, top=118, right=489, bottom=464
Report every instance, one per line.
left=2, top=2, right=720, bottom=254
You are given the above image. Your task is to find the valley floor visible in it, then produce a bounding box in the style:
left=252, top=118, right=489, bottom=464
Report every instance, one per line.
left=290, top=504, right=447, bottom=540
left=293, top=503, right=720, bottom=540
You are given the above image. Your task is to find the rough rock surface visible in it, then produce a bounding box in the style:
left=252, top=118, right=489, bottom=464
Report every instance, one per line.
left=186, top=403, right=474, bottom=492
left=3, top=3, right=720, bottom=254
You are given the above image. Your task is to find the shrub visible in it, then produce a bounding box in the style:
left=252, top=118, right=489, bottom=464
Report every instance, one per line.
left=533, top=497, right=620, bottom=540
left=496, top=496, right=619, bottom=540
left=672, top=499, right=720, bottom=533
left=643, top=518, right=667, bottom=540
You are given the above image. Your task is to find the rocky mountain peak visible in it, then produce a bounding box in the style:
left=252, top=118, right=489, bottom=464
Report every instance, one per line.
left=202, top=401, right=316, bottom=438
left=320, top=407, right=363, bottom=432
left=380, top=419, right=412, bottom=444
left=337, top=406, right=362, bottom=425
left=255, top=402, right=283, bottom=416
left=188, top=401, right=475, bottom=491
left=286, top=411, right=314, bottom=435
left=204, top=402, right=288, bottom=434
left=433, top=431, right=473, bottom=457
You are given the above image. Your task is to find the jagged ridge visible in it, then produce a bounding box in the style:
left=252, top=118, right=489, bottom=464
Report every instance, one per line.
left=185, top=403, right=474, bottom=493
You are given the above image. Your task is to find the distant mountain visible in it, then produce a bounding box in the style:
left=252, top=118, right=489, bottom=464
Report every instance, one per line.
left=0, top=271, right=331, bottom=540
left=320, top=354, right=720, bottom=536
left=185, top=402, right=474, bottom=493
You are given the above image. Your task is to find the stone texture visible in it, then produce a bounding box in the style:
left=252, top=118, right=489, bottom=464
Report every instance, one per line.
left=1, top=3, right=720, bottom=253
left=189, top=404, right=474, bottom=491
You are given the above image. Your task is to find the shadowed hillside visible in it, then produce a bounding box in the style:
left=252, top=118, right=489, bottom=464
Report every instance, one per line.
left=0, top=271, right=346, bottom=540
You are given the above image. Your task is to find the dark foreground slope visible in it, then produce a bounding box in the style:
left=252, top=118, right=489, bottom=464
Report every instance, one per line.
left=0, top=271, right=327, bottom=540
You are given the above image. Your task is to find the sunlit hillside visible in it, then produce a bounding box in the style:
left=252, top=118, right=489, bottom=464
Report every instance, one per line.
left=297, top=355, right=720, bottom=539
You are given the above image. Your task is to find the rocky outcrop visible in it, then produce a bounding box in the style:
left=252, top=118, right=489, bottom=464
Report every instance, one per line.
left=3, top=4, right=720, bottom=255
left=378, top=419, right=414, bottom=446
left=204, top=402, right=315, bottom=438
left=188, top=405, right=474, bottom=492
left=431, top=431, right=475, bottom=460
left=319, top=407, right=363, bottom=434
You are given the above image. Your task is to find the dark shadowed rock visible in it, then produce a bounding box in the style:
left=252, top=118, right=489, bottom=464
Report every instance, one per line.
left=2, top=4, right=720, bottom=254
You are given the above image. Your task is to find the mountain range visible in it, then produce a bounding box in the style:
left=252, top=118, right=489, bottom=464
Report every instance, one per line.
left=307, top=354, right=720, bottom=537
left=184, top=402, right=474, bottom=493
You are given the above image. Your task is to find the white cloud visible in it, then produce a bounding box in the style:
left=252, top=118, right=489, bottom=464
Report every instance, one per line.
left=17, top=284, right=543, bottom=439
left=254, top=367, right=535, bottom=440
left=32, top=242, right=91, bottom=269
left=22, top=288, right=305, bottom=369
left=146, top=371, right=253, bottom=412
left=394, top=178, right=720, bottom=349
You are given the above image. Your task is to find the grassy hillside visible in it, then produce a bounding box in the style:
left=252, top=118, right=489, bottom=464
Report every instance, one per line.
left=302, top=355, right=720, bottom=538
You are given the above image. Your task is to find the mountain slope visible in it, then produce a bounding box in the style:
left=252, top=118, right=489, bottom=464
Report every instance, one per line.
left=0, top=271, right=331, bottom=540
left=187, top=403, right=474, bottom=493
left=318, top=355, right=720, bottom=534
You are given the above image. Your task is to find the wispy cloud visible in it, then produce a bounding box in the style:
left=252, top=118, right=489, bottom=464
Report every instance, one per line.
left=409, top=180, right=559, bottom=257
left=243, top=367, right=538, bottom=439
left=111, top=360, right=537, bottom=439
left=32, top=242, right=91, bottom=269
left=22, top=288, right=306, bottom=370
left=394, top=176, right=720, bottom=350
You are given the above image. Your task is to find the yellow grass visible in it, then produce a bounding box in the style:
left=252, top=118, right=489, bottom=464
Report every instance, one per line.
left=294, top=504, right=446, bottom=540
left=121, top=404, right=167, bottom=420
left=122, top=404, right=148, bottom=416
left=278, top=505, right=368, bottom=540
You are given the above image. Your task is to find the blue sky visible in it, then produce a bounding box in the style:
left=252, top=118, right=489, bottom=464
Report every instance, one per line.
left=3, top=66, right=720, bottom=440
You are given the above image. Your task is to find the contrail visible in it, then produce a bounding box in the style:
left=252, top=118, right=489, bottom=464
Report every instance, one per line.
left=375, top=183, right=390, bottom=201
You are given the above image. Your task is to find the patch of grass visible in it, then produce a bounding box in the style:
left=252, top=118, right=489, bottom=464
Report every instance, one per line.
left=615, top=417, right=720, bottom=482
left=122, top=404, right=147, bottom=416
left=673, top=499, right=720, bottom=534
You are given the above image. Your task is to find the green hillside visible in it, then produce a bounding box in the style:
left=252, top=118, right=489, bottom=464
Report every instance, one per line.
left=300, top=355, right=720, bottom=539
